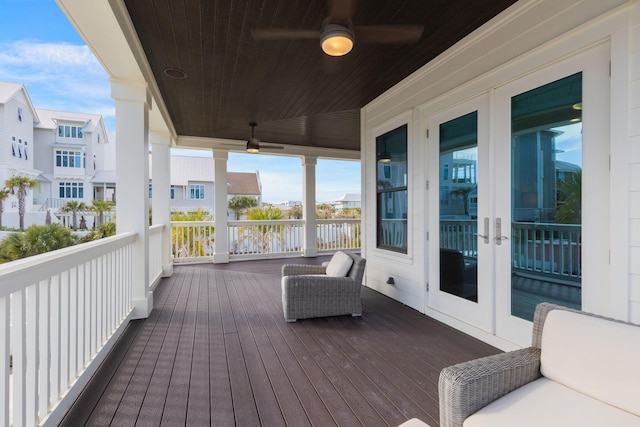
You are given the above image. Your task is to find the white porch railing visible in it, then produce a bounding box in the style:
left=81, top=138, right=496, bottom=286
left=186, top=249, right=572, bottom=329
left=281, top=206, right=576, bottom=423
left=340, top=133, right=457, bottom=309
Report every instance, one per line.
left=512, top=222, right=581, bottom=282
left=171, top=219, right=362, bottom=262
left=229, top=220, right=303, bottom=258
left=316, top=219, right=361, bottom=252
left=0, top=232, right=136, bottom=427
left=171, top=221, right=216, bottom=263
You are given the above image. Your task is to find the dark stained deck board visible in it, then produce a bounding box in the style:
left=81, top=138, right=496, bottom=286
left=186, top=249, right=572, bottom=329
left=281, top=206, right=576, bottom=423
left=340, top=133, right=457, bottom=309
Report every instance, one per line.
left=60, top=258, right=501, bottom=427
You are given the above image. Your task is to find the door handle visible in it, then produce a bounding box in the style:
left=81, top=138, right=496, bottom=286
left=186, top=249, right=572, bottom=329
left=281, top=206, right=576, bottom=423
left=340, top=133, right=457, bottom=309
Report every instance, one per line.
left=495, top=217, right=508, bottom=245
left=474, top=217, right=489, bottom=244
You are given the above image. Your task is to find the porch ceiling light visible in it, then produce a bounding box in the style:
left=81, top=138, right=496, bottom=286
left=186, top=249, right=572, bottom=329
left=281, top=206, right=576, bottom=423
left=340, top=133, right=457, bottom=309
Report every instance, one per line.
left=246, top=122, right=260, bottom=153
left=246, top=138, right=260, bottom=153
left=379, top=151, right=391, bottom=163
left=320, top=24, right=354, bottom=57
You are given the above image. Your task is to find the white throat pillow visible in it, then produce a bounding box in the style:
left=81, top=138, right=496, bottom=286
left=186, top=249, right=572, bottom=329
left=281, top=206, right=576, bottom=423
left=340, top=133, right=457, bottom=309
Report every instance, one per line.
left=325, top=251, right=354, bottom=277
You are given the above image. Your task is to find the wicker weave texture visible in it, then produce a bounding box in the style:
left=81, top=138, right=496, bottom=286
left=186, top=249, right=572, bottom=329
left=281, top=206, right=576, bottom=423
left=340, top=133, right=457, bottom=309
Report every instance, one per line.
left=281, top=251, right=366, bottom=322
left=439, top=347, right=541, bottom=427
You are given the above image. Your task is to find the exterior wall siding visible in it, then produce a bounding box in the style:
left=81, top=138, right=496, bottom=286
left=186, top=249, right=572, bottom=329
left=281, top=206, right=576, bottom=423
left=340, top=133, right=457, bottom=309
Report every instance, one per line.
left=630, top=0, right=640, bottom=321
left=363, top=0, right=637, bottom=349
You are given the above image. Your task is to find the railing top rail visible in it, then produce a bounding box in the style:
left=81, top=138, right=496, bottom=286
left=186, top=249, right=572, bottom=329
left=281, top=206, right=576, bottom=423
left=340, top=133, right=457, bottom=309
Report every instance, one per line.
left=513, top=222, right=582, bottom=231
left=149, top=224, right=164, bottom=234
left=0, top=231, right=137, bottom=297
left=316, top=218, right=361, bottom=224
left=228, top=220, right=303, bottom=225
left=171, top=221, right=216, bottom=226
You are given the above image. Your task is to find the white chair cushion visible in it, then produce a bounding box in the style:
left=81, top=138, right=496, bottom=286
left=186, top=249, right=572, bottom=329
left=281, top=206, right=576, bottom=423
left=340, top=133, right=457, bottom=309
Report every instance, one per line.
left=540, top=310, right=640, bottom=417
left=325, top=251, right=354, bottom=277
left=464, top=377, right=639, bottom=427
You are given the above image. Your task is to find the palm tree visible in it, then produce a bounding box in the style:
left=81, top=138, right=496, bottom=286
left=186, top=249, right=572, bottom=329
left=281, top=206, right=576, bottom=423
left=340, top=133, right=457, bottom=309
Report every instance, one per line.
left=315, top=203, right=334, bottom=219
left=228, top=195, right=258, bottom=219
left=0, top=224, right=78, bottom=263
left=0, top=188, right=11, bottom=228
left=555, top=171, right=582, bottom=224
left=242, top=207, right=285, bottom=253
left=89, top=199, right=114, bottom=227
left=61, top=200, right=87, bottom=230
left=170, top=209, right=214, bottom=257
left=5, top=175, right=36, bottom=230
left=450, top=187, right=474, bottom=216
left=287, top=204, right=303, bottom=219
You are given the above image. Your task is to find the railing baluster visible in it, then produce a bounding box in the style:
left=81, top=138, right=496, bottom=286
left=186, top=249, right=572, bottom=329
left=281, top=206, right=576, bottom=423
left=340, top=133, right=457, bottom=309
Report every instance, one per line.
left=12, top=288, right=26, bottom=427
left=26, top=283, right=38, bottom=427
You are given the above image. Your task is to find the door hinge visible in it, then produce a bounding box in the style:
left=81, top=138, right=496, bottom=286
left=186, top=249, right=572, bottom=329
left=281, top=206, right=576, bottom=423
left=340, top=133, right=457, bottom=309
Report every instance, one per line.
left=426, top=128, right=429, bottom=139
left=426, top=282, right=429, bottom=291
left=609, top=60, right=611, bottom=77
left=426, top=180, right=429, bottom=190
left=426, top=231, right=429, bottom=241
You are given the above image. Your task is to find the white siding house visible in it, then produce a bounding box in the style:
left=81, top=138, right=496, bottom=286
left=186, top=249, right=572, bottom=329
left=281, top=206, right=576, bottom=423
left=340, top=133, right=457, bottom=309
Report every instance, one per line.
left=33, top=108, right=114, bottom=211
left=0, top=82, right=43, bottom=227
left=149, top=154, right=262, bottom=218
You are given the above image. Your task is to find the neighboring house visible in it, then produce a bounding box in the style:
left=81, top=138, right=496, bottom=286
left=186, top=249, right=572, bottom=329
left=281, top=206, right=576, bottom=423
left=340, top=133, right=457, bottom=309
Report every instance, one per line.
left=0, top=82, right=44, bottom=227
left=33, top=108, right=114, bottom=211
left=149, top=154, right=261, bottom=218
left=328, top=194, right=361, bottom=211
left=227, top=171, right=262, bottom=218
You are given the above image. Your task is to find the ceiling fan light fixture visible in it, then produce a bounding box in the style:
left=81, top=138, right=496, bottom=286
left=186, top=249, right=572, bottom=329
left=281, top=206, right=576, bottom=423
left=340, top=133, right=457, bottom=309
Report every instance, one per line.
left=246, top=138, right=260, bottom=153
left=379, top=151, right=391, bottom=163
left=246, top=122, right=260, bottom=153
left=320, top=24, right=354, bottom=56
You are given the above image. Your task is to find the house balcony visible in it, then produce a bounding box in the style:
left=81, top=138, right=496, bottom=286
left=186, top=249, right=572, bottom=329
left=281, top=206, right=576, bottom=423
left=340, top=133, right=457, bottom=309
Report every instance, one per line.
left=1, top=221, right=501, bottom=426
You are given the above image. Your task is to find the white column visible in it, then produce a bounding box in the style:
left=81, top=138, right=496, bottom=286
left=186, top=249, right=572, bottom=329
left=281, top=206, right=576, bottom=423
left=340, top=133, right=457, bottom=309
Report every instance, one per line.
left=213, top=150, right=229, bottom=263
left=150, top=131, right=173, bottom=277
left=302, top=155, right=318, bottom=257
left=112, top=79, right=152, bottom=319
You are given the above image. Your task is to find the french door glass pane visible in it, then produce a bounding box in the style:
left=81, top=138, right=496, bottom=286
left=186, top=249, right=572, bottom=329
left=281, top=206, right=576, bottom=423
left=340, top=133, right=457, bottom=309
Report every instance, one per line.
left=439, top=111, right=478, bottom=302
left=511, top=72, right=582, bottom=321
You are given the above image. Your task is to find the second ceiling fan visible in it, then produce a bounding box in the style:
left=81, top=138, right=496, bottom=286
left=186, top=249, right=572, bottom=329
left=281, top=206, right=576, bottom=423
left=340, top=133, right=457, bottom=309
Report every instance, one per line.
left=251, top=0, right=424, bottom=57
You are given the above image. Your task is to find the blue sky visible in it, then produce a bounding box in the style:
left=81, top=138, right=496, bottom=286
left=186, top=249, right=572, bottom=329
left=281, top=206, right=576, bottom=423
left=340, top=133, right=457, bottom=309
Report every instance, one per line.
left=0, top=0, right=361, bottom=204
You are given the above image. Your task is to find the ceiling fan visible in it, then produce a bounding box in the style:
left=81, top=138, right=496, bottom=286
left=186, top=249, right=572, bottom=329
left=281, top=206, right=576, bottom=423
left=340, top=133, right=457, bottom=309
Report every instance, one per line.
left=233, top=122, right=285, bottom=153
left=251, top=0, right=424, bottom=57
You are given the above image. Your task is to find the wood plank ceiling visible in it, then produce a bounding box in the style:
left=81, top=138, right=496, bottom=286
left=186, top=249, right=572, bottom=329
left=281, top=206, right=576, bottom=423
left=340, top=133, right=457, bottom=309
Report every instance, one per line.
left=123, top=0, right=517, bottom=151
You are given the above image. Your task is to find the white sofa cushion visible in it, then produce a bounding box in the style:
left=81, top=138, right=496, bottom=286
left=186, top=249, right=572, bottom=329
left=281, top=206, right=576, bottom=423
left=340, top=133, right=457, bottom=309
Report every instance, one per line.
left=325, top=251, right=353, bottom=277
left=540, top=310, right=640, bottom=416
left=464, top=377, right=639, bottom=427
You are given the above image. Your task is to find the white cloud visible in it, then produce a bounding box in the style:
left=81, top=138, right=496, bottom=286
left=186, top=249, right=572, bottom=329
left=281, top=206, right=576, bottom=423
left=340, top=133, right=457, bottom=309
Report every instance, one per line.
left=0, top=40, right=114, bottom=127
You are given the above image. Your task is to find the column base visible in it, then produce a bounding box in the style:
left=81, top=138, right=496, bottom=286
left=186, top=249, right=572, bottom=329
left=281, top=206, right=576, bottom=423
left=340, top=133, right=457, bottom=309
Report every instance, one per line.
left=213, top=252, right=230, bottom=264
left=131, top=293, right=154, bottom=319
left=162, top=263, right=174, bottom=277
left=303, top=248, right=318, bottom=257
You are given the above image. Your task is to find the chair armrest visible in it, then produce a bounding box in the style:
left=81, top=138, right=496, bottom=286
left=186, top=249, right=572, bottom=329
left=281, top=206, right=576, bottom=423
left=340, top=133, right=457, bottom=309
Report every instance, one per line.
left=438, top=347, right=541, bottom=427
left=281, top=264, right=327, bottom=276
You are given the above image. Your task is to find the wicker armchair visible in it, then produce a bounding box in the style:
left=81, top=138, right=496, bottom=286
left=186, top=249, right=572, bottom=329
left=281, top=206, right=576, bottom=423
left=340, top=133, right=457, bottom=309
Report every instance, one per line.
left=438, top=303, right=633, bottom=427
left=281, top=251, right=366, bottom=322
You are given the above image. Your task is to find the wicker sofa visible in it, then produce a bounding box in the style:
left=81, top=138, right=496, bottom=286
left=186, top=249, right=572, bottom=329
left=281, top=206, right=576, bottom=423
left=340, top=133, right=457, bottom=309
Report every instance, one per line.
left=281, top=251, right=366, bottom=322
left=439, top=302, right=640, bottom=427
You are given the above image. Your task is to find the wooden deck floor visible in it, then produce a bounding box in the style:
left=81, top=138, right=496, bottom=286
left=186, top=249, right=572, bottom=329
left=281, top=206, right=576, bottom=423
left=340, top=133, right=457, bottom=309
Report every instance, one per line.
left=60, top=257, right=500, bottom=426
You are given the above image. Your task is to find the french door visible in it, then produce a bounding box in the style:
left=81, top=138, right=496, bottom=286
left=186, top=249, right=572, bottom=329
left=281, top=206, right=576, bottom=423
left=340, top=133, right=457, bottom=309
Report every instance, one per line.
left=427, top=43, right=610, bottom=346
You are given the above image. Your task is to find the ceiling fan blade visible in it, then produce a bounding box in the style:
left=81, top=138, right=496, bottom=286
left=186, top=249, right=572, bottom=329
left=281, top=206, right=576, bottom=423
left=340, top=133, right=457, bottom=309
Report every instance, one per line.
left=328, top=0, right=356, bottom=25
left=355, top=25, right=424, bottom=44
left=251, top=28, right=320, bottom=40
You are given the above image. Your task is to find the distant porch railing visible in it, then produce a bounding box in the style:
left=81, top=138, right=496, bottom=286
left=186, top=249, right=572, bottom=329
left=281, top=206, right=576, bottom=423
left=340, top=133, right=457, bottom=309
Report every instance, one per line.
left=0, top=232, right=137, bottom=426
left=439, top=220, right=581, bottom=283
left=511, top=222, right=581, bottom=283
left=171, top=219, right=362, bottom=262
